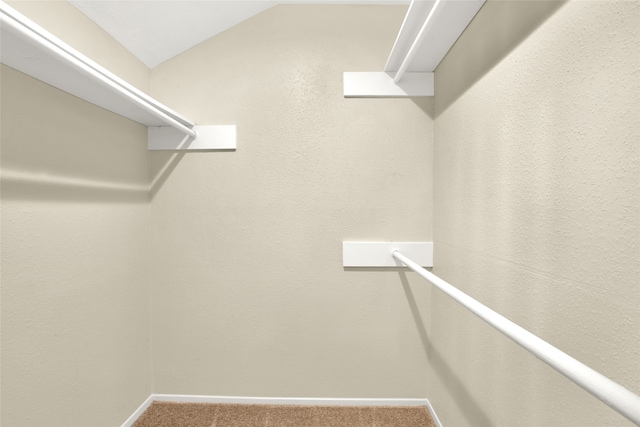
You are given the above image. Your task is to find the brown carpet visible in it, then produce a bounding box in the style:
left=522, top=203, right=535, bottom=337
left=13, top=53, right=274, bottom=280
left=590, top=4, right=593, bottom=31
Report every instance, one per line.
left=132, top=402, right=437, bottom=427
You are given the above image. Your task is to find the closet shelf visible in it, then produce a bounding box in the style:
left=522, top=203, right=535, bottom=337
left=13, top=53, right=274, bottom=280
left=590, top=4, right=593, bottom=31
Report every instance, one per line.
left=344, top=0, right=485, bottom=98
left=0, top=1, right=235, bottom=151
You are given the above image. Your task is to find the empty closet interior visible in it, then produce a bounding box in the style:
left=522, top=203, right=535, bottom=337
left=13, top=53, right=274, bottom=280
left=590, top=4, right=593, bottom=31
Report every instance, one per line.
left=1, top=1, right=638, bottom=426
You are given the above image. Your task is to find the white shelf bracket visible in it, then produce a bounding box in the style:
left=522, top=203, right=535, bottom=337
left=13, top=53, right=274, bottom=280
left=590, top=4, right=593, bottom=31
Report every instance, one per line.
left=343, top=72, right=433, bottom=98
left=148, top=125, right=237, bottom=151
left=342, top=242, right=433, bottom=267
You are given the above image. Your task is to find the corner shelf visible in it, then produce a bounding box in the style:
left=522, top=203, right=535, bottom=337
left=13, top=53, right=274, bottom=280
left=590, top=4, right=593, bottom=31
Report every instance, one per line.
left=0, top=1, right=235, bottom=151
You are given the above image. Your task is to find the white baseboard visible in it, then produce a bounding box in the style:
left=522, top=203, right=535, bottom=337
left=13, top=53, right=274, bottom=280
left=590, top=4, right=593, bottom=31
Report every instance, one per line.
left=120, top=395, right=155, bottom=427
left=121, top=394, right=440, bottom=427
left=150, top=394, right=430, bottom=406
left=425, top=398, right=443, bottom=427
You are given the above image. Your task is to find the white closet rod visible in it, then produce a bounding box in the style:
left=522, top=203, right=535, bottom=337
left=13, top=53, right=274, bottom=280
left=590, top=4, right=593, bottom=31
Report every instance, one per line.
left=392, top=250, right=640, bottom=426
left=0, top=2, right=197, bottom=139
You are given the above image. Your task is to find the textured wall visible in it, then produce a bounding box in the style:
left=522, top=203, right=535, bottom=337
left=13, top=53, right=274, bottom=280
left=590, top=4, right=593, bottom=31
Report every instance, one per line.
left=431, top=1, right=639, bottom=426
left=0, top=3, right=152, bottom=426
left=8, top=2, right=633, bottom=425
left=148, top=5, right=434, bottom=398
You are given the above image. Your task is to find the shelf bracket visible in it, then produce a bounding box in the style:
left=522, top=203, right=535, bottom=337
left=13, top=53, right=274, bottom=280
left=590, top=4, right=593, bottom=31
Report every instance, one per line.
left=343, top=242, right=433, bottom=267
left=343, top=72, right=433, bottom=98
left=148, top=125, right=237, bottom=151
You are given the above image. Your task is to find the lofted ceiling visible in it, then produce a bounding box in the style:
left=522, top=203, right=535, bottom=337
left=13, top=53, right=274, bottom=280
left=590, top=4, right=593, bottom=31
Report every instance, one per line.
left=68, top=0, right=410, bottom=69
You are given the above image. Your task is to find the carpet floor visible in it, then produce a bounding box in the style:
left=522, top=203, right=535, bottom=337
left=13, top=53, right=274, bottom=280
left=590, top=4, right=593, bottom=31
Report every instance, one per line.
left=132, top=402, right=437, bottom=427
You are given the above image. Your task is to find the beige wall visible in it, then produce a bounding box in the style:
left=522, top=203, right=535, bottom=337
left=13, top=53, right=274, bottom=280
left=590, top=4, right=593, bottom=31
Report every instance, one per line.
left=432, top=1, right=639, bottom=426
left=4, top=1, right=636, bottom=426
left=148, top=5, right=434, bottom=398
left=1, top=2, right=152, bottom=426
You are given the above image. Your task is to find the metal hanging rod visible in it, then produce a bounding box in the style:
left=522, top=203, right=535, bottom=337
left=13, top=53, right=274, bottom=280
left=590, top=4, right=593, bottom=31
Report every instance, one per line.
left=392, top=249, right=640, bottom=426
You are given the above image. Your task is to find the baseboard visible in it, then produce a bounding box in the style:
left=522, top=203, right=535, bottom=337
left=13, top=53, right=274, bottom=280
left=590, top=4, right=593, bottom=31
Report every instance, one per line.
left=121, top=394, right=440, bottom=427
left=150, top=394, right=430, bottom=407
left=425, top=398, right=443, bottom=427
left=120, top=395, right=155, bottom=427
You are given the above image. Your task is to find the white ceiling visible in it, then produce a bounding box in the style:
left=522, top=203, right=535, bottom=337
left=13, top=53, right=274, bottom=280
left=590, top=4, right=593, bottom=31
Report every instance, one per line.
left=68, top=0, right=410, bottom=69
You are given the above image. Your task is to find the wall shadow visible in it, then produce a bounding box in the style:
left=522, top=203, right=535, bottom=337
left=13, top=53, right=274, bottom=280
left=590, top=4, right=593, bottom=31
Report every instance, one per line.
left=428, top=334, right=494, bottom=426
left=398, top=270, right=430, bottom=359
left=433, top=0, right=568, bottom=118
left=1, top=171, right=149, bottom=204
left=398, top=270, right=493, bottom=426
left=149, top=152, right=186, bottom=200
left=411, top=96, right=435, bottom=120
left=1, top=64, right=152, bottom=205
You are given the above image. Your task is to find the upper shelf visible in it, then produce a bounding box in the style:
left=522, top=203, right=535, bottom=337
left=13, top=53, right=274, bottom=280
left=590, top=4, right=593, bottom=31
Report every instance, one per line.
left=344, top=0, right=485, bottom=98
left=0, top=1, right=236, bottom=150
left=0, top=2, right=192, bottom=129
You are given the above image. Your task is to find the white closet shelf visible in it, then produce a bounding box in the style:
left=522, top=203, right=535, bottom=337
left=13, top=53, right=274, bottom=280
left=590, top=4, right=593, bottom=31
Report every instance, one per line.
left=0, top=1, right=235, bottom=151
left=344, top=0, right=485, bottom=98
